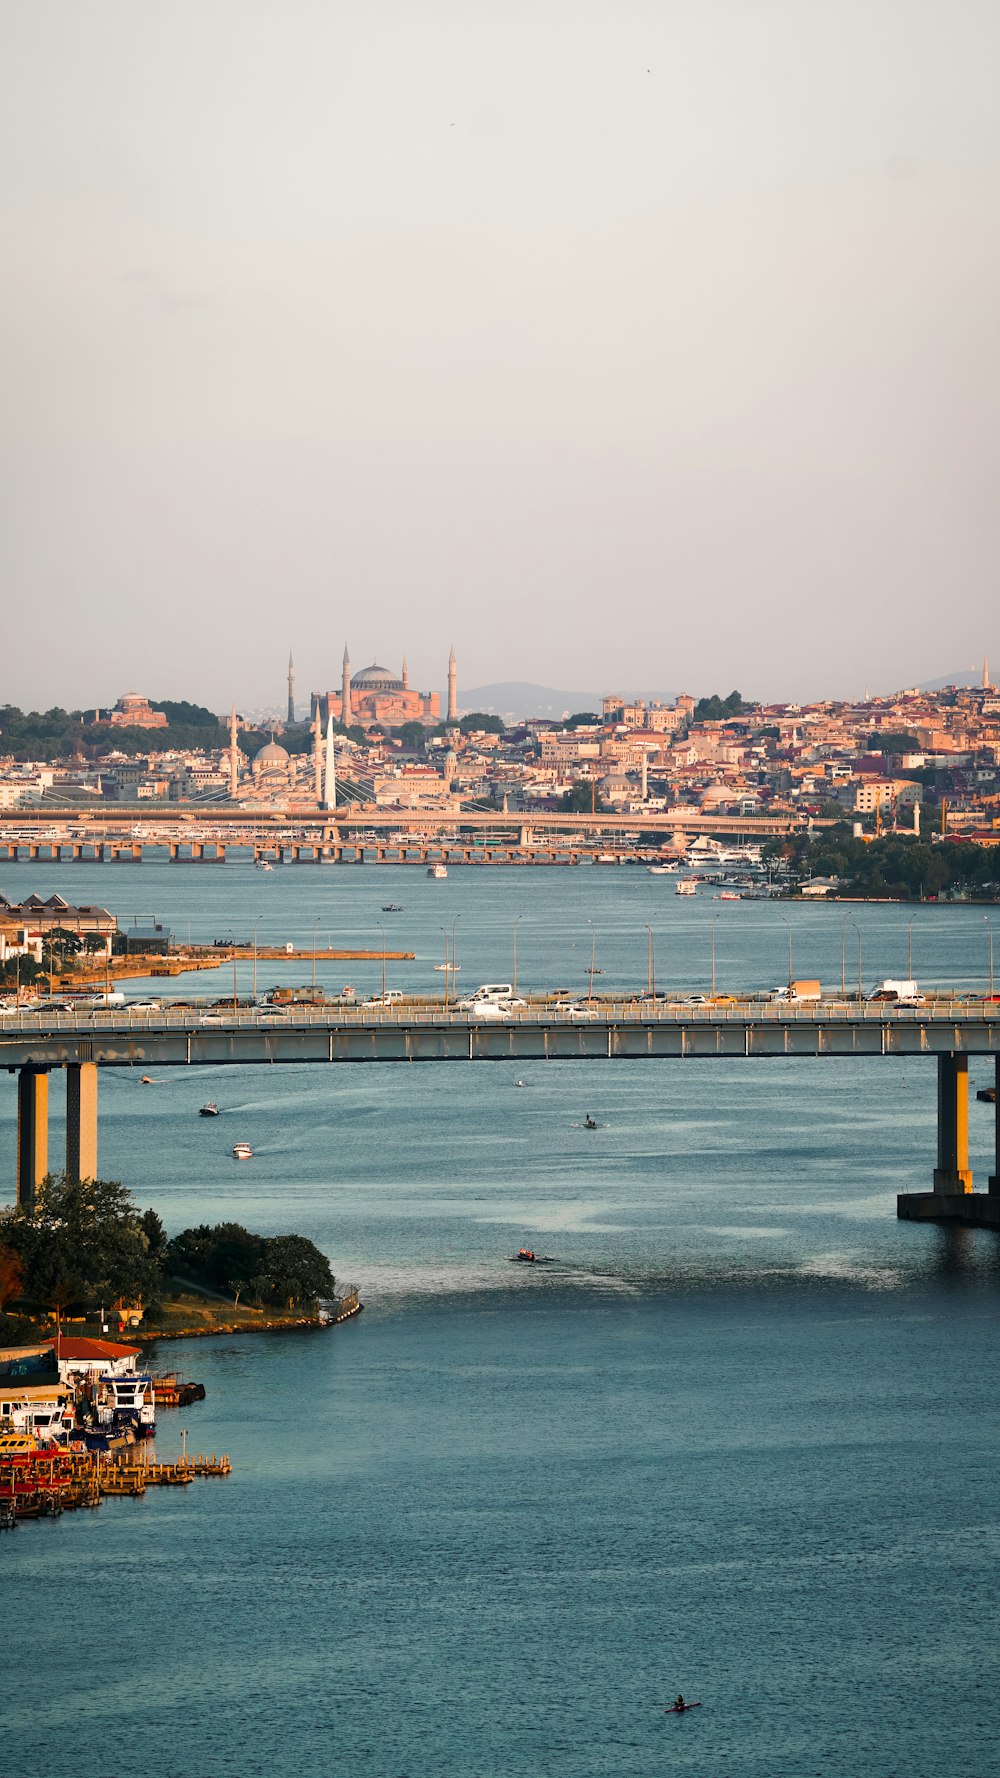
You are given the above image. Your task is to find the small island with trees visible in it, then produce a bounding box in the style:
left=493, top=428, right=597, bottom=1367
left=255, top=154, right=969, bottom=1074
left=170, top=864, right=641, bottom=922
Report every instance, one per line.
left=0, top=1173, right=356, bottom=1344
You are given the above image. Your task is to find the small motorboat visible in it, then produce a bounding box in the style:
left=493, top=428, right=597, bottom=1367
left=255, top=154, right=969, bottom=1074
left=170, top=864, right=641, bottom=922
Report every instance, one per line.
left=583, top=1116, right=599, bottom=1129
left=140, top=1076, right=154, bottom=1085
left=232, top=1142, right=254, bottom=1160
left=514, top=1079, right=529, bottom=1088
left=434, top=962, right=460, bottom=971
left=427, top=863, right=448, bottom=878
left=255, top=860, right=273, bottom=872
left=199, top=1103, right=219, bottom=1117
left=509, top=1248, right=555, bottom=1264
left=382, top=904, right=403, bottom=912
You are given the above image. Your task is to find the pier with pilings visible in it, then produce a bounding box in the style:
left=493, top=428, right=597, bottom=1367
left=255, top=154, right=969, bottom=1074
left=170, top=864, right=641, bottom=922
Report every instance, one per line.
left=3, top=1001, right=998, bottom=1225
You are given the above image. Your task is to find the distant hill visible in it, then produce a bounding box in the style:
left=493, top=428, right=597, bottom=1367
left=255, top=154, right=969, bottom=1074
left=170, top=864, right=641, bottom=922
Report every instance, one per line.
left=916, top=667, right=982, bottom=692
left=461, top=681, right=676, bottom=721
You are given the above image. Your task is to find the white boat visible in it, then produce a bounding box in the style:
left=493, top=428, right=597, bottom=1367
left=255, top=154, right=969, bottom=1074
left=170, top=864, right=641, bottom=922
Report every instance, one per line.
left=427, top=863, right=448, bottom=878
left=256, top=860, right=273, bottom=872
left=675, top=879, right=697, bottom=895
left=434, top=962, right=460, bottom=971
left=232, top=1141, right=254, bottom=1160
left=647, top=863, right=678, bottom=874
left=199, top=1102, right=219, bottom=1116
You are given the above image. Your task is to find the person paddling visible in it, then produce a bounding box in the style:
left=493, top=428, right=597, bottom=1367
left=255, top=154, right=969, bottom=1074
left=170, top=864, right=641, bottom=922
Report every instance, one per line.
left=673, top=1695, right=685, bottom=1712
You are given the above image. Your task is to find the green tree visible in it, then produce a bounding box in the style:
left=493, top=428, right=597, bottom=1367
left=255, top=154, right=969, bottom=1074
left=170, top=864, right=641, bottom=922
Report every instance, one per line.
left=561, top=780, right=607, bottom=813
left=694, top=690, right=750, bottom=721
left=1, top=1174, right=161, bottom=1318
left=253, top=1235, right=335, bottom=1309
left=396, top=721, right=427, bottom=750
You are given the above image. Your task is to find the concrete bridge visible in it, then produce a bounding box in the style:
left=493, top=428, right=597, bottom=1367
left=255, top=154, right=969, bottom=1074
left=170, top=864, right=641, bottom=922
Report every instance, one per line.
left=3, top=1001, right=999, bottom=1227
left=0, top=803, right=824, bottom=866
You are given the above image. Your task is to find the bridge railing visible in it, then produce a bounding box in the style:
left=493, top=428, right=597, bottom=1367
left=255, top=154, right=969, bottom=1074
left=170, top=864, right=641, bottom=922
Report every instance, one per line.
left=1, top=998, right=998, bottom=1034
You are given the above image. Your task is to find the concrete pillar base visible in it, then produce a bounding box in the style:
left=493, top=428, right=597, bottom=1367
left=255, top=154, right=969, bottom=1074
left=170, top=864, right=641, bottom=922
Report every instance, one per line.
left=899, top=1192, right=1000, bottom=1227
left=933, top=1168, right=973, bottom=1194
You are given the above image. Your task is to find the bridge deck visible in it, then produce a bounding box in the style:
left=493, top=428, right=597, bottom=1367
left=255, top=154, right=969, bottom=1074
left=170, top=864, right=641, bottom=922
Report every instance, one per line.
left=2, top=1002, right=999, bottom=1066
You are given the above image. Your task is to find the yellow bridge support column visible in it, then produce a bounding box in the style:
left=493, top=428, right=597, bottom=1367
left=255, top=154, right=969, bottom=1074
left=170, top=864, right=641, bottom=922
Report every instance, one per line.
left=934, top=1054, right=973, bottom=1193
left=66, top=1062, right=99, bottom=1184
left=982, top=1052, right=989, bottom=1194
left=16, top=1067, right=49, bottom=1210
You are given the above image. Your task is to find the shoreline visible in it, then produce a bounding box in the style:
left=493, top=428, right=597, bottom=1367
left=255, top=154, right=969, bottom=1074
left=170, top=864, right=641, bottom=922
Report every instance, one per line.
left=138, top=1300, right=364, bottom=1343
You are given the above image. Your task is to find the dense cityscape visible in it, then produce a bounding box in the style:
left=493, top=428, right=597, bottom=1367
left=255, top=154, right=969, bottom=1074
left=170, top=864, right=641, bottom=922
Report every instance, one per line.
left=3, top=652, right=999, bottom=833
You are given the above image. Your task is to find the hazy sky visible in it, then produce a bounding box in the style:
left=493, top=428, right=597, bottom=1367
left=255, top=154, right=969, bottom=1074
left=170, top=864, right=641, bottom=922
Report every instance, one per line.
left=2, top=0, right=998, bottom=714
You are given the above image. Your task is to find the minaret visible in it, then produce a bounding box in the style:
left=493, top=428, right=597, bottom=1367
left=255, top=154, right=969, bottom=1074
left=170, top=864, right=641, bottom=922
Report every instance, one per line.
left=342, top=646, right=352, bottom=724
left=312, top=708, right=322, bottom=803
left=324, top=715, right=337, bottom=811
left=447, top=644, right=458, bottom=723
left=228, top=707, right=239, bottom=799
left=287, top=651, right=295, bottom=724
left=402, top=656, right=409, bottom=689
left=984, top=657, right=991, bottom=690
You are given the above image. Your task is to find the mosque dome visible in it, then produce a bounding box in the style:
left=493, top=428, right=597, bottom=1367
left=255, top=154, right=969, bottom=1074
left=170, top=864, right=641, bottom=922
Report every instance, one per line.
left=352, top=663, right=404, bottom=692
left=255, top=740, right=290, bottom=766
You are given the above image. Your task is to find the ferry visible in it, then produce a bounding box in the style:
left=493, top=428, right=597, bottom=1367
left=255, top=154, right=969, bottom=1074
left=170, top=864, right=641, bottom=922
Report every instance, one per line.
left=232, top=1141, right=254, bottom=1160
left=427, top=863, right=448, bottom=878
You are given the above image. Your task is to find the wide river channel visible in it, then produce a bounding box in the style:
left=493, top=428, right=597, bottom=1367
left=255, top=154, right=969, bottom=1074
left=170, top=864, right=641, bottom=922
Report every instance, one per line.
left=3, top=860, right=1000, bottom=1778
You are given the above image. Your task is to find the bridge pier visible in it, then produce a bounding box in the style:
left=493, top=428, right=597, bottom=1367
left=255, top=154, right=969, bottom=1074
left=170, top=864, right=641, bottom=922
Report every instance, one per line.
left=66, top=1062, right=98, bottom=1184
left=982, top=1052, right=989, bottom=1194
left=16, top=1067, right=49, bottom=1211
left=934, top=1054, right=973, bottom=1193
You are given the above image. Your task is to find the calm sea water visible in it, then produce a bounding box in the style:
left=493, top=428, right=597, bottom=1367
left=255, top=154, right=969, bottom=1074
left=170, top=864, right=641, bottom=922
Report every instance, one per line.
left=3, top=863, right=1000, bottom=1777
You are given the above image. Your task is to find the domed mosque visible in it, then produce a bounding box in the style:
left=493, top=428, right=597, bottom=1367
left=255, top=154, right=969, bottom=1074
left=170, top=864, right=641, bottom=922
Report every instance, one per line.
left=311, top=645, right=457, bottom=729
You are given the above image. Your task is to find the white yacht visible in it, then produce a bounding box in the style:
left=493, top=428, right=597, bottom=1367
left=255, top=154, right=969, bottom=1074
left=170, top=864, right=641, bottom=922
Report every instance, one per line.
left=427, top=863, right=448, bottom=878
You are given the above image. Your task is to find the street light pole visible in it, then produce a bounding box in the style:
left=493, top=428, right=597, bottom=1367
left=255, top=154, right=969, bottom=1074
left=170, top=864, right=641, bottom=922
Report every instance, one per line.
left=840, top=918, right=847, bottom=999
left=451, top=915, right=460, bottom=1003
left=587, top=919, right=596, bottom=1006
left=987, top=919, right=995, bottom=998
left=252, top=915, right=261, bottom=1000
left=513, top=914, right=523, bottom=996
left=711, top=918, right=717, bottom=996
left=311, top=918, right=319, bottom=990
left=850, top=922, right=862, bottom=1001
left=778, top=914, right=793, bottom=999
left=907, top=917, right=914, bottom=981
left=440, top=926, right=451, bottom=1009
left=377, top=921, right=386, bottom=1001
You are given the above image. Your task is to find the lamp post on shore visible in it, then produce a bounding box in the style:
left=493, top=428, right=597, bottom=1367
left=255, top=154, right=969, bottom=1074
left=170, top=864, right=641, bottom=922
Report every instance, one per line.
left=906, top=917, right=914, bottom=982
left=587, top=919, right=597, bottom=1006
left=252, top=915, right=261, bottom=1000
left=311, top=918, right=319, bottom=990
left=711, top=918, right=718, bottom=996
left=646, top=923, right=656, bottom=998
left=377, top=921, right=386, bottom=1002
left=840, top=917, right=847, bottom=999
left=986, top=919, right=995, bottom=998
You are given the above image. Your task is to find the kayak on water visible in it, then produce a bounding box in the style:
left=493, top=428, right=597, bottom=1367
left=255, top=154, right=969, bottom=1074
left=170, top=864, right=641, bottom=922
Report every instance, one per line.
left=664, top=1702, right=701, bottom=1714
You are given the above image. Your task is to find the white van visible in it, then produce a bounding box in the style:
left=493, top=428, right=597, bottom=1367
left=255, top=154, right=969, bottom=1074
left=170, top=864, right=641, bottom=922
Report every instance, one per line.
left=459, top=983, right=517, bottom=1008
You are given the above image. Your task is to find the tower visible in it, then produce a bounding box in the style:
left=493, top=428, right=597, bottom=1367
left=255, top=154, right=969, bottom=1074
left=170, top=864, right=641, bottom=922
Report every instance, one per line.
left=402, top=656, right=409, bottom=690
left=287, top=651, right=295, bottom=724
left=312, top=708, right=322, bottom=804
left=342, top=646, right=352, bottom=725
left=324, top=716, right=337, bottom=811
left=985, top=657, right=991, bottom=690
left=447, top=644, right=458, bottom=723
left=228, top=707, right=239, bottom=800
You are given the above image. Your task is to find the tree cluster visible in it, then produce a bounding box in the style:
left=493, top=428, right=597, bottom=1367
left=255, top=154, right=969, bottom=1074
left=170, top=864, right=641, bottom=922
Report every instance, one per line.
left=693, top=690, right=750, bottom=721
left=0, top=702, right=228, bottom=761
left=166, top=1223, right=335, bottom=1309
left=0, top=1176, right=165, bottom=1326
left=0, top=1183, right=336, bottom=1332
left=768, top=828, right=1000, bottom=901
